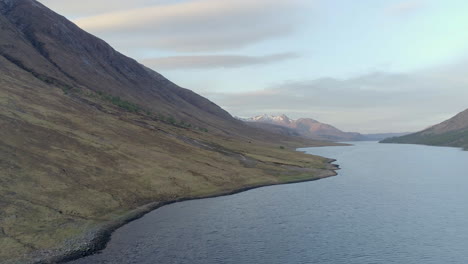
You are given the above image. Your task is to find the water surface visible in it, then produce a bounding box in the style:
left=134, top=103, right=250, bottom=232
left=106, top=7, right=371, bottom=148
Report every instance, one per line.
left=70, top=142, right=468, bottom=264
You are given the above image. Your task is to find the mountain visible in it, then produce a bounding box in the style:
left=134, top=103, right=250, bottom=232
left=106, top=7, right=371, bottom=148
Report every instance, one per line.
left=0, top=1, right=338, bottom=263
left=381, top=109, right=468, bottom=149
left=243, top=114, right=411, bottom=141
left=244, top=122, right=301, bottom=137
left=244, top=114, right=364, bottom=141
left=0, top=0, right=236, bottom=132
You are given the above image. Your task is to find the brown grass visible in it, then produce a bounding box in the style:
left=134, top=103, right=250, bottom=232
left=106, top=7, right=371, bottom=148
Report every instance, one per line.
left=0, top=64, right=337, bottom=263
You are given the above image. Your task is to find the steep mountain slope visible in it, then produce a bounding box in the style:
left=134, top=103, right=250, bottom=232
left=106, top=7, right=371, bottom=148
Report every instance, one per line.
left=244, top=114, right=363, bottom=141
left=0, top=1, right=338, bottom=263
left=0, top=0, right=240, bottom=133
left=381, top=109, right=468, bottom=149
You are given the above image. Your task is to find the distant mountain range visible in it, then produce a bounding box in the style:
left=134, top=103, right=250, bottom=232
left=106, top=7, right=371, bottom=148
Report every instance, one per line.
left=382, top=108, right=468, bottom=150
left=241, top=114, right=409, bottom=142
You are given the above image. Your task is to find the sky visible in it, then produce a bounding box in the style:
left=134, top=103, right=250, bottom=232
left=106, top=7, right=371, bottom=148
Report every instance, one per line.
left=39, top=0, right=468, bottom=133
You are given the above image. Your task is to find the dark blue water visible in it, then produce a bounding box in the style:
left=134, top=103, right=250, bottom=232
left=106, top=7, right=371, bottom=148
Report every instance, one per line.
left=70, top=142, right=468, bottom=264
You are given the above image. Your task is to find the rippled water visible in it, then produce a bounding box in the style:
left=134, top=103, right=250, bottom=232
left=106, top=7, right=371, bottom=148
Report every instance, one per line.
left=69, top=142, right=468, bottom=264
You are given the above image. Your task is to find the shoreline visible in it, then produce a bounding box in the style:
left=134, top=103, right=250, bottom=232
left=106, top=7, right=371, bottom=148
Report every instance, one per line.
left=25, top=159, right=339, bottom=264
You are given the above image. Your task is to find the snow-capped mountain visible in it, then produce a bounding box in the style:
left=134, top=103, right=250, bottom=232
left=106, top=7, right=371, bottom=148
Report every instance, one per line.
left=240, top=114, right=409, bottom=141
left=245, top=114, right=294, bottom=124
left=242, top=114, right=362, bottom=141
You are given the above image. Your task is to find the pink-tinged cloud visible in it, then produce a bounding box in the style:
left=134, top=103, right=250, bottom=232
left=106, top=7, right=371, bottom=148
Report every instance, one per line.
left=141, top=53, right=299, bottom=70
left=70, top=0, right=308, bottom=52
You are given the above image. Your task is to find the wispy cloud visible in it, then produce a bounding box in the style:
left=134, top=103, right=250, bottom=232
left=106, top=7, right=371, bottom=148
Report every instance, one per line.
left=141, top=53, right=299, bottom=70
left=386, top=0, right=425, bottom=16
left=70, top=0, right=308, bottom=52
left=38, top=0, right=170, bottom=16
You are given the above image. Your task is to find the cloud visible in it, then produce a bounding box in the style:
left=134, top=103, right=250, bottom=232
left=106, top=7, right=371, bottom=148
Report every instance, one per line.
left=68, top=0, right=308, bottom=52
left=202, top=62, right=468, bottom=133
left=38, top=0, right=169, bottom=16
left=141, top=53, right=299, bottom=70
left=386, top=0, right=425, bottom=16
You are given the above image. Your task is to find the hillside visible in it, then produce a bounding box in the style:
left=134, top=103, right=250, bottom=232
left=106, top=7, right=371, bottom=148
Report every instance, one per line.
left=381, top=108, right=468, bottom=149
left=0, top=0, right=238, bottom=131
left=0, top=1, right=338, bottom=263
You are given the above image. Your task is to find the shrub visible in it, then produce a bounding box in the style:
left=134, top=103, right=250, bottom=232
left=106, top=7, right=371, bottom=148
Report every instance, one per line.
left=93, top=91, right=143, bottom=113
left=166, top=116, right=176, bottom=124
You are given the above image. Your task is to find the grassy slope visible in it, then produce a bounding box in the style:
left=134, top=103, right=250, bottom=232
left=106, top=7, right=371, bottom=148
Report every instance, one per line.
left=381, top=130, right=468, bottom=150
left=0, top=59, right=337, bottom=263
left=381, top=108, right=468, bottom=150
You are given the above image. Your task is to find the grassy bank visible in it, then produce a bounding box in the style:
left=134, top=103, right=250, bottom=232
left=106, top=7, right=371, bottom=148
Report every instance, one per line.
left=0, top=75, right=339, bottom=264
left=30, top=159, right=338, bottom=264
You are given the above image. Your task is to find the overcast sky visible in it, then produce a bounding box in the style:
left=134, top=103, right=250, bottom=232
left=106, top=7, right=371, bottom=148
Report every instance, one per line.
left=39, top=0, right=468, bottom=133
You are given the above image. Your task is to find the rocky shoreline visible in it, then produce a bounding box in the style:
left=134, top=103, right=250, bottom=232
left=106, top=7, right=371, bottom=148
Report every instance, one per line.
left=15, top=159, right=338, bottom=264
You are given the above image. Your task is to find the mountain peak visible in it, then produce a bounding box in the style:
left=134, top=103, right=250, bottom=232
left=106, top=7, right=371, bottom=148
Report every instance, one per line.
left=1, top=0, right=44, bottom=13
left=246, top=114, right=292, bottom=124
left=273, top=114, right=292, bottom=123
